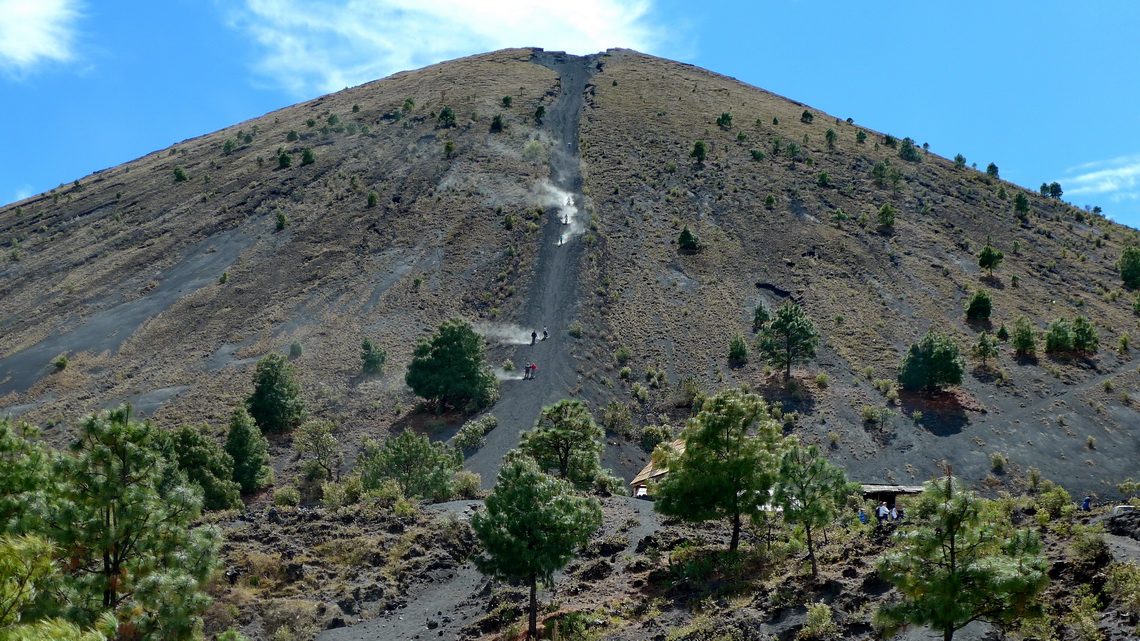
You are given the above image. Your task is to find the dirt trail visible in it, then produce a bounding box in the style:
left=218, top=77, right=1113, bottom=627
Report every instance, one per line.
left=464, top=50, right=599, bottom=489
left=317, top=51, right=598, bottom=641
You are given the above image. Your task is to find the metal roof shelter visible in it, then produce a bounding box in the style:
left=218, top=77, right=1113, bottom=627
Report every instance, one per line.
left=861, top=484, right=925, bottom=508
left=629, top=439, right=685, bottom=497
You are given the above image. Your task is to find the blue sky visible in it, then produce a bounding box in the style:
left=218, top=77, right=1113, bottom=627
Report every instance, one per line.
left=3, top=1, right=1140, bottom=227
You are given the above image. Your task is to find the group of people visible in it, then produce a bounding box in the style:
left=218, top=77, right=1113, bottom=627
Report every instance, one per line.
left=522, top=327, right=548, bottom=379
left=530, top=327, right=548, bottom=344
left=858, top=501, right=905, bottom=524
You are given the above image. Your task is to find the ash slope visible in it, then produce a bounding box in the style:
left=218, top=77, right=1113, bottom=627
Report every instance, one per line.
left=0, top=48, right=1138, bottom=498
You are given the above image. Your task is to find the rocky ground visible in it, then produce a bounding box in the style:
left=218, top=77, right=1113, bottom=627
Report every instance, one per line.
left=204, top=494, right=1140, bottom=641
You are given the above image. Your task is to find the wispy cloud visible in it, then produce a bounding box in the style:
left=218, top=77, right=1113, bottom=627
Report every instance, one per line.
left=228, top=0, right=670, bottom=96
left=0, top=0, right=81, bottom=73
left=1063, top=153, right=1140, bottom=202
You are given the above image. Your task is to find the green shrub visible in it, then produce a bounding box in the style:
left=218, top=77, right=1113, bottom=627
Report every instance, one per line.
left=601, top=400, right=632, bottom=437
left=501, top=96, right=512, bottom=108
left=453, top=414, right=498, bottom=452
left=815, top=373, right=829, bottom=388
left=453, top=470, right=482, bottom=499
left=278, top=151, right=293, bottom=168
left=856, top=130, right=867, bottom=144
left=289, top=341, right=303, bottom=359
left=367, top=190, right=379, bottom=207
left=173, top=166, right=188, bottom=182
left=716, top=112, right=732, bottom=128
left=490, top=114, right=504, bottom=132
left=286, top=130, right=299, bottom=142
left=802, top=603, right=836, bottom=639
left=54, top=355, right=68, bottom=370
left=953, top=154, right=966, bottom=169
left=800, top=110, right=813, bottom=123
left=631, top=382, right=648, bottom=402
left=1107, top=561, right=1140, bottom=616
left=614, top=345, right=633, bottom=364
left=990, top=452, right=1006, bottom=472
left=301, top=148, right=316, bottom=165
left=751, top=149, right=764, bottom=161
left=592, top=469, right=625, bottom=496
left=618, top=366, right=632, bottom=380
left=274, top=485, right=300, bottom=506
left=641, top=424, right=672, bottom=451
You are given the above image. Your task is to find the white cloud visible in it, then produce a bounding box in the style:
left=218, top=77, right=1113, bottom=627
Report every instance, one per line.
left=0, top=0, right=81, bottom=72
left=1063, top=153, right=1140, bottom=199
left=228, top=0, right=669, bottom=96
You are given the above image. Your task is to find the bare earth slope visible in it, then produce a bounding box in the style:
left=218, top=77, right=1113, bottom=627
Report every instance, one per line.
left=1, top=48, right=1139, bottom=499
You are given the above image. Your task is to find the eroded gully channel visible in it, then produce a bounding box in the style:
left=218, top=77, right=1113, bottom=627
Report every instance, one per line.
left=316, top=51, right=599, bottom=641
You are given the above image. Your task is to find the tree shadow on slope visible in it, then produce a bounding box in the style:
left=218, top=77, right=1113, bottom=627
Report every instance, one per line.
left=753, top=374, right=817, bottom=418
left=899, top=389, right=980, bottom=437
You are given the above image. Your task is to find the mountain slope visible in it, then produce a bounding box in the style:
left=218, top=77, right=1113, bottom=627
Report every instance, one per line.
left=1, top=48, right=1138, bottom=499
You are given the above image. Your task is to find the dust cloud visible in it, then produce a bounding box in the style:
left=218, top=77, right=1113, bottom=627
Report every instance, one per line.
left=536, top=180, right=586, bottom=245
left=475, top=322, right=538, bottom=345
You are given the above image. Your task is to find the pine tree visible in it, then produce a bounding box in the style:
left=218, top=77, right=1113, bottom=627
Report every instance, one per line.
left=758, top=301, right=819, bottom=381
left=774, top=444, right=855, bottom=578
left=1045, top=318, right=1073, bottom=354
left=361, top=337, right=386, bottom=375
left=1119, top=246, right=1140, bottom=288
left=405, top=319, right=499, bottom=411
left=877, top=203, right=896, bottom=227
left=1012, top=316, right=1037, bottom=357
left=690, top=140, right=708, bottom=164
left=518, top=400, right=603, bottom=489
left=437, top=106, right=456, bottom=128
left=246, top=353, right=306, bottom=433
left=225, top=408, right=272, bottom=495
left=654, top=389, right=786, bottom=552
left=156, top=425, right=241, bottom=511
left=973, top=331, right=1000, bottom=369
left=876, top=477, right=1049, bottom=641
left=472, top=456, right=601, bottom=640
left=978, top=244, right=1004, bottom=277
left=898, top=330, right=965, bottom=395
left=1071, top=316, right=1099, bottom=354
left=677, top=226, right=699, bottom=251
left=0, top=534, right=119, bottom=640
left=965, top=289, right=993, bottom=321
left=728, top=333, right=749, bottom=365
left=49, top=406, right=221, bottom=638
left=0, top=419, right=51, bottom=535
